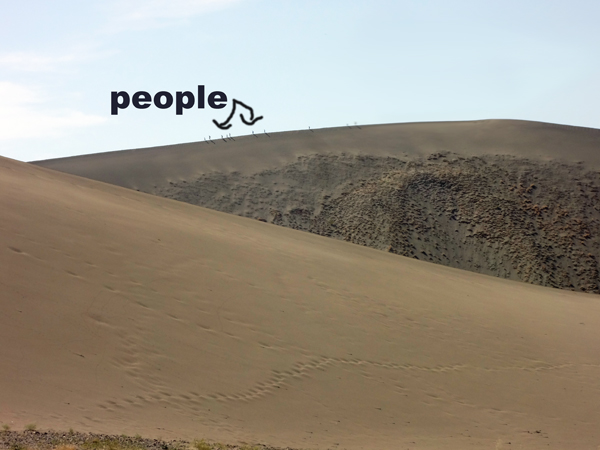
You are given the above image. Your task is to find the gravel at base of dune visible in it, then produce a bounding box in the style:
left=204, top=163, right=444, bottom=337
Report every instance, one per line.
left=0, top=430, right=303, bottom=450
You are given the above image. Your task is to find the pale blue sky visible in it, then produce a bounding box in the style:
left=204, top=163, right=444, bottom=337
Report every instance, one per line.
left=1, top=0, right=599, bottom=161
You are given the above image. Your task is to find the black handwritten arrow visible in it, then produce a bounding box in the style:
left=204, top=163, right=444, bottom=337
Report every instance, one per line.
left=213, top=99, right=264, bottom=130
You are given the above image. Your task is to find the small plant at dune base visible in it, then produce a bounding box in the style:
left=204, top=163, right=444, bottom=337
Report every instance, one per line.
left=82, top=438, right=101, bottom=449
left=24, top=423, right=36, bottom=431
left=2, top=424, right=10, bottom=431
left=193, top=440, right=212, bottom=450
left=82, top=437, right=147, bottom=450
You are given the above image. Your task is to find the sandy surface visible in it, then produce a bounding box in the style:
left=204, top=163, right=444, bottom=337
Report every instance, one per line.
left=3, top=154, right=600, bottom=449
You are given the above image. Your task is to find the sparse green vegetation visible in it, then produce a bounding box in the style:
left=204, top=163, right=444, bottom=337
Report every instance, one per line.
left=24, top=424, right=36, bottom=431
left=2, top=424, right=10, bottom=431
left=192, top=440, right=211, bottom=450
left=81, top=437, right=146, bottom=450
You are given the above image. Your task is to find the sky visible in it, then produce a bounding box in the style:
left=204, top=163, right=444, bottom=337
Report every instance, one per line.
left=1, top=0, right=599, bottom=162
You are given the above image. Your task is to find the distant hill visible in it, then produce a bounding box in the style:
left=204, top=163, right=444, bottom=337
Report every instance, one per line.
left=33, top=120, right=600, bottom=292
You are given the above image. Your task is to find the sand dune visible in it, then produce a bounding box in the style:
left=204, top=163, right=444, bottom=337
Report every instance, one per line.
left=33, top=120, right=600, bottom=294
left=2, top=154, right=600, bottom=448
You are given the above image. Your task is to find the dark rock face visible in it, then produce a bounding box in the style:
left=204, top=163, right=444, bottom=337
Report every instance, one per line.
left=158, top=153, right=600, bottom=293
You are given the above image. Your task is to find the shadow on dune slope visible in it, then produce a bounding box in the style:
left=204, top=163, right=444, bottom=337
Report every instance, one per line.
left=160, top=152, right=600, bottom=293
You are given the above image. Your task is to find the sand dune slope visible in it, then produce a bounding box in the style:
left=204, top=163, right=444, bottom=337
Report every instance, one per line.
left=2, top=156, right=600, bottom=449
